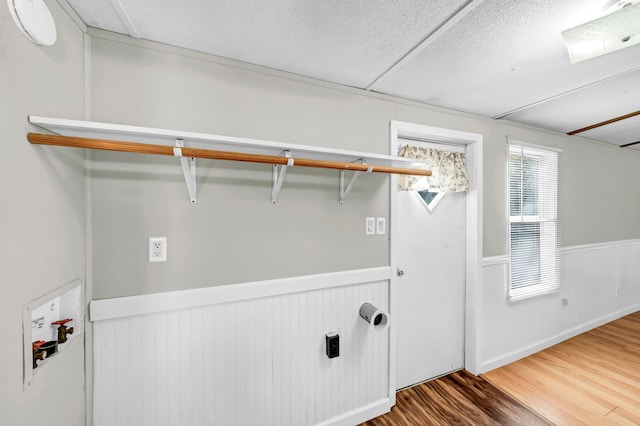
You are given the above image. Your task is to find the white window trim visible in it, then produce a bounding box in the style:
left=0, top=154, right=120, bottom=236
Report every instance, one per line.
left=507, top=140, right=561, bottom=302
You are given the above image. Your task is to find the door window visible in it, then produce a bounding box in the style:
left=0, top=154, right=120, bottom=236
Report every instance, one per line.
left=415, top=190, right=445, bottom=212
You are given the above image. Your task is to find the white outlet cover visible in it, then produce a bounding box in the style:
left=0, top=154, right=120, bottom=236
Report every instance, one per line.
left=149, top=237, right=167, bottom=262
left=376, top=217, right=386, bottom=235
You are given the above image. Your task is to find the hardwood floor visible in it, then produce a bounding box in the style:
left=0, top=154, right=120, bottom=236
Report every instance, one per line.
left=361, top=311, right=640, bottom=425
left=360, top=370, right=549, bottom=425
left=483, top=311, right=640, bottom=425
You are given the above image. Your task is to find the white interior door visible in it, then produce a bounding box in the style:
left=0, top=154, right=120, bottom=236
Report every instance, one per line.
left=395, top=140, right=466, bottom=389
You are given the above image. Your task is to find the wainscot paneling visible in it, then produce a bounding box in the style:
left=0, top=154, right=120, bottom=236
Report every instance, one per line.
left=91, top=268, right=392, bottom=426
left=480, top=240, right=640, bottom=373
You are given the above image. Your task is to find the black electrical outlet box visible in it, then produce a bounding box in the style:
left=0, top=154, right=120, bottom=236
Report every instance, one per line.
left=326, top=333, right=339, bottom=359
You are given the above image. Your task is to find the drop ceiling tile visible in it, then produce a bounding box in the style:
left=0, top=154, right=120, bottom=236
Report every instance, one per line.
left=370, top=0, right=640, bottom=118
left=67, top=0, right=129, bottom=35
left=100, top=0, right=468, bottom=88
left=65, top=0, right=640, bottom=141
left=505, top=68, right=640, bottom=134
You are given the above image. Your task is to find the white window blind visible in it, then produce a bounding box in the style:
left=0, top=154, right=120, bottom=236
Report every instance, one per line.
left=508, top=142, right=561, bottom=301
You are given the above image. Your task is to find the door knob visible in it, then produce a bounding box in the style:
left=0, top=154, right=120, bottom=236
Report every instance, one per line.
left=397, top=268, right=404, bottom=277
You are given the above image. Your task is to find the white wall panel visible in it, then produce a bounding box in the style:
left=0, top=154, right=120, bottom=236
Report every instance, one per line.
left=92, top=269, right=391, bottom=426
left=480, top=240, right=640, bottom=372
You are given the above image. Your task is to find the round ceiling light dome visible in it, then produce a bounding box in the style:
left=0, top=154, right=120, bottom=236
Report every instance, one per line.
left=601, top=0, right=640, bottom=13
left=7, top=0, right=57, bottom=46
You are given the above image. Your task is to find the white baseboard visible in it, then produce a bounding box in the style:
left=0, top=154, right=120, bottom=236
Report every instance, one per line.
left=480, top=303, right=640, bottom=373
left=317, top=398, right=392, bottom=426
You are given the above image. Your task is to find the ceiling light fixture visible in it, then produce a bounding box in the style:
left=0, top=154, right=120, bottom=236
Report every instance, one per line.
left=561, top=0, right=640, bottom=63
left=6, top=0, right=57, bottom=46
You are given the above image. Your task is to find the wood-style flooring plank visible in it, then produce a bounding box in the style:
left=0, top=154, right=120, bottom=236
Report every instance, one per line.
left=362, top=311, right=640, bottom=425
left=483, top=311, right=640, bottom=426
left=360, top=370, right=549, bottom=426
left=606, top=406, right=640, bottom=426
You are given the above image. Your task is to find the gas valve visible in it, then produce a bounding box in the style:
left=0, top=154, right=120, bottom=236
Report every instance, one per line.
left=32, top=340, right=47, bottom=368
left=52, top=318, right=74, bottom=344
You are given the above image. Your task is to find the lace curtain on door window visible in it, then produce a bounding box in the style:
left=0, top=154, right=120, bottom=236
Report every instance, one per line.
left=397, top=145, right=469, bottom=192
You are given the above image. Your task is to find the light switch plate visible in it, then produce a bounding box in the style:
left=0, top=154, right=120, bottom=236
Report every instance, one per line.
left=376, top=217, right=386, bottom=235
left=365, top=217, right=375, bottom=235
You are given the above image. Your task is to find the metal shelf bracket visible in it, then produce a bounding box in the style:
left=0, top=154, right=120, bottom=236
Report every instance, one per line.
left=339, top=159, right=370, bottom=206
left=272, top=150, right=292, bottom=204
left=174, top=139, right=197, bottom=204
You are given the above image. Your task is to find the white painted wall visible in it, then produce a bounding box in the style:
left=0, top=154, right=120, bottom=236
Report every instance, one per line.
left=0, top=1, right=87, bottom=425
left=86, top=29, right=640, bottom=301
left=480, top=240, right=640, bottom=373
left=91, top=269, right=392, bottom=426
left=88, top=32, right=393, bottom=300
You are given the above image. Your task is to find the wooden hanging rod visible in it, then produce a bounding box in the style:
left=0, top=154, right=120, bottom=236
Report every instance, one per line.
left=27, top=133, right=432, bottom=177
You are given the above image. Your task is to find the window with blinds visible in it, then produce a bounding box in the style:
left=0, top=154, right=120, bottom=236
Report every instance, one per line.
left=508, top=142, right=561, bottom=301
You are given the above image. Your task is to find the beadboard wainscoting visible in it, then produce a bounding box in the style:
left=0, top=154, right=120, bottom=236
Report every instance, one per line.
left=90, top=268, right=392, bottom=426
left=480, top=239, right=640, bottom=373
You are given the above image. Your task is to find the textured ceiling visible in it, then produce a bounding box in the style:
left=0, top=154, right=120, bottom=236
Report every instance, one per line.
left=67, top=0, right=640, bottom=151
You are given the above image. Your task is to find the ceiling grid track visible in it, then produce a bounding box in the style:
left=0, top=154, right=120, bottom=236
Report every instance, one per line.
left=108, top=0, right=140, bottom=38
left=365, top=0, right=485, bottom=91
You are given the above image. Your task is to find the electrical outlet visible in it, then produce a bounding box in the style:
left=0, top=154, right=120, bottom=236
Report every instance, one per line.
left=149, top=237, right=167, bottom=262
left=326, top=332, right=339, bottom=359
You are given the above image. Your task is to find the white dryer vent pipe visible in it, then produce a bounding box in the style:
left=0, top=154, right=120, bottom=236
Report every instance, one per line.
left=359, top=303, right=390, bottom=331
